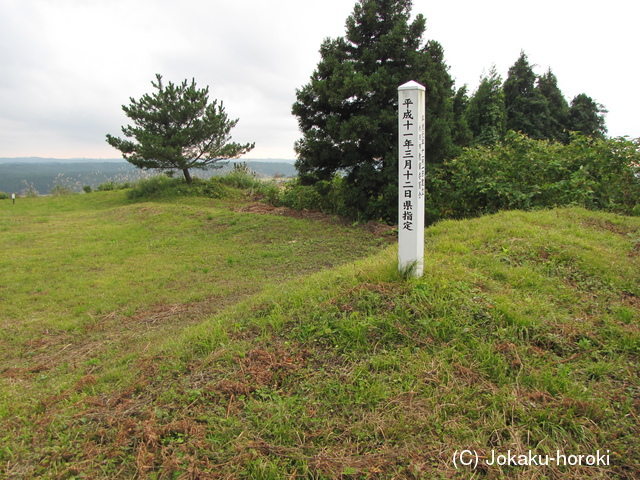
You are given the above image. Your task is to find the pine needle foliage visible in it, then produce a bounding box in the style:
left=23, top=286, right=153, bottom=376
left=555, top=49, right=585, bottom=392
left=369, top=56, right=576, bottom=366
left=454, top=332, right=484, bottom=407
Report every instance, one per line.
left=106, top=74, right=254, bottom=184
left=292, top=0, right=456, bottom=222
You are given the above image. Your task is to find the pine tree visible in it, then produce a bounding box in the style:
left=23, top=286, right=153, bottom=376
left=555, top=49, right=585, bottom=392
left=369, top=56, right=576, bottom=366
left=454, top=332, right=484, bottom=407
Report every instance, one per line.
left=465, top=66, right=506, bottom=146
left=503, top=52, right=548, bottom=139
left=292, top=0, right=456, bottom=221
left=106, top=74, right=254, bottom=184
left=568, top=93, right=608, bottom=139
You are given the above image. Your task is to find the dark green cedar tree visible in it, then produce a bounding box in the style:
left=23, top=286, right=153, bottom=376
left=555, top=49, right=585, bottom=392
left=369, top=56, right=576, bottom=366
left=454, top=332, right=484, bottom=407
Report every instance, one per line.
left=537, top=69, right=570, bottom=143
left=465, top=66, right=506, bottom=146
left=568, top=93, right=608, bottom=139
left=452, top=85, right=473, bottom=150
left=292, top=0, right=456, bottom=222
left=503, top=51, right=549, bottom=140
left=106, top=74, right=254, bottom=184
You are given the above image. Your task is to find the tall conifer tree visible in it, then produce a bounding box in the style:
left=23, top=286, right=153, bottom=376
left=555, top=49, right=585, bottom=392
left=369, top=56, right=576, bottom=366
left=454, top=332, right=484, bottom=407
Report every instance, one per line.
left=452, top=85, right=473, bottom=150
left=503, top=52, right=548, bottom=139
left=465, top=66, right=506, bottom=146
left=292, top=0, right=456, bottom=221
left=537, top=69, right=570, bottom=143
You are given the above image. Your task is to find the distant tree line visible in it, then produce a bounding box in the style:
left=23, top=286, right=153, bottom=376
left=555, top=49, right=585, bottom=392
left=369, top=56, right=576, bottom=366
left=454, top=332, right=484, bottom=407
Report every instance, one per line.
left=458, top=51, right=607, bottom=148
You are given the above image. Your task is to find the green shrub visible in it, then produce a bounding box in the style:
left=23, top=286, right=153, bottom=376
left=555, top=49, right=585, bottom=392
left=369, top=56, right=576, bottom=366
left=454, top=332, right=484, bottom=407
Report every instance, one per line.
left=125, top=176, right=236, bottom=200
left=263, top=132, right=640, bottom=225
left=275, top=179, right=324, bottom=210
left=0, top=191, right=9, bottom=200
left=215, top=164, right=283, bottom=200
left=217, top=163, right=262, bottom=190
left=126, top=175, right=178, bottom=199
left=196, top=178, right=236, bottom=199
left=83, top=186, right=93, bottom=193
left=96, top=181, right=131, bottom=192
left=96, top=182, right=114, bottom=191
left=429, top=132, right=640, bottom=221
left=267, top=175, right=362, bottom=220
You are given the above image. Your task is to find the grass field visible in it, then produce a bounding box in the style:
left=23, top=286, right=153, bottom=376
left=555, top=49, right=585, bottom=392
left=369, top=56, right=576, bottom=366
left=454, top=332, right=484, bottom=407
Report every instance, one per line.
left=1, top=188, right=639, bottom=479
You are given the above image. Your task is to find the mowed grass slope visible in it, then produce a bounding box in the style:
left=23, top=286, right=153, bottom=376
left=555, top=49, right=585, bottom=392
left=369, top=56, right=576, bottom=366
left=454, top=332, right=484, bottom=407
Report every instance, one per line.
left=1, top=191, right=639, bottom=479
left=0, top=190, right=389, bottom=477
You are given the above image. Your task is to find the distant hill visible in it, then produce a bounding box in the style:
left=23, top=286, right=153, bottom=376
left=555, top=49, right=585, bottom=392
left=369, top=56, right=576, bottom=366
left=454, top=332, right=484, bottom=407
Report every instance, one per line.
left=0, top=157, right=296, bottom=164
left=0, top=157, right=126, bottom=164
left=0, top=159, right=296, bottom=195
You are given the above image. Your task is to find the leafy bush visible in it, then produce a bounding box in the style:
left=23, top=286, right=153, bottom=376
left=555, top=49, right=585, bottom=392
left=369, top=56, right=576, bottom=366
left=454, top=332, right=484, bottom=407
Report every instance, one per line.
left=96, top=182, right=114, bottom=191
left=96, top=181, right=131, bottom=192
left=194, top=179, right=236, bottom=199
left=215, top=164, right=283, bottom=200
left=125, top=176, right=236, bottom=200
left=0, top=191, right=9, bottom=200
left=270, top=176, right=353, bottom=217
left=428, top=132, right=640, bottom=221
left=216, top=163, right=262, bottom=190
left=125, top=175, right=178, bottom=199
left=273, top=179, right=323, bottom=210
left=276, top=132, right=639, bottom=225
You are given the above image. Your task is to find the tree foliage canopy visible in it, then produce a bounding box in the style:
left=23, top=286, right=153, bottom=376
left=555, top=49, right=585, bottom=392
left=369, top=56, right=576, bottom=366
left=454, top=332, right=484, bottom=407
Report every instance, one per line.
left=465, top=66, right=506, bottom=147
left=106, top=74, right=254, bottom=184
left=568, top=93, right=608, bottom=139
left=536, top=69, right=570, bottom=143
left=463, top=52, right=608, bottom=146
left=503, top=52, right=550, bottom=140
left=292, top=0, right=456, bottom=222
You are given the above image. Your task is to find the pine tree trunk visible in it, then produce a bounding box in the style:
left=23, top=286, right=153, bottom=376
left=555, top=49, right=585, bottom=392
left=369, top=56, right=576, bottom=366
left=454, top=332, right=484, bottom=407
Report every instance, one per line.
left=183, top=168, right=192, bottom=184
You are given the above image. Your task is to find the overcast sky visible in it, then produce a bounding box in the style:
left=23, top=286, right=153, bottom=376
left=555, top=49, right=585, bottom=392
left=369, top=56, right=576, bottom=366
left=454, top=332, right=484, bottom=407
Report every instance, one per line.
left=1, top=0, right=638, bottom=160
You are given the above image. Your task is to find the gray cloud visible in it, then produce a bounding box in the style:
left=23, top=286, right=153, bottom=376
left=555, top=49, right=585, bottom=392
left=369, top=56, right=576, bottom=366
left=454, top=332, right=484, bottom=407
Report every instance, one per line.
left=1, top=0, right=637, bottom=159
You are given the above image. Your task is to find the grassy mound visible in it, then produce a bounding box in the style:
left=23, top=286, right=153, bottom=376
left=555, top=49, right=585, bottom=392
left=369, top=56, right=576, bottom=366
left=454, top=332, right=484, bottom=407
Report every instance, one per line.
left=1, top=195, right=639, bottom=478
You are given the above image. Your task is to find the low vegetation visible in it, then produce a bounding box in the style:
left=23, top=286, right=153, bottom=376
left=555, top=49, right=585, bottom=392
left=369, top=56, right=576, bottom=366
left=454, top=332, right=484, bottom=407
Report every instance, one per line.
left=1, top=178, right=638, bottom=478
left=276, top=133, right=640, bottom=225
left=430, top=133, right=640, bottom=222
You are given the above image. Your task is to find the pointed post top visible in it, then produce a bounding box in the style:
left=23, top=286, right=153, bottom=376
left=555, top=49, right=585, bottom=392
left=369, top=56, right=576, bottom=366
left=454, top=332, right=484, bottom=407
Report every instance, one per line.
left=398, top=80, right=425, bottom=91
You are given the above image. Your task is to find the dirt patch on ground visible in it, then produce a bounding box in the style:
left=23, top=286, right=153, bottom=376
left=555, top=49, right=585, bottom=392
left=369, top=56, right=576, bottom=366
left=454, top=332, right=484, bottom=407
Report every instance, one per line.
left=621, top=290, right=640, bottom=310
left=236, top=202, right=397, bottom=238
left=237, top=203, right=330, bottom=220
left=582, top=218, right=638, bottom=237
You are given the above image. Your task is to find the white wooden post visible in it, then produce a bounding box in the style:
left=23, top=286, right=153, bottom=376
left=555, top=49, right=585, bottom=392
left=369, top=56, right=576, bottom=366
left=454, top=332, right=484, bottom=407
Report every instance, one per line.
left=398, top=81, right=425, bottom=278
